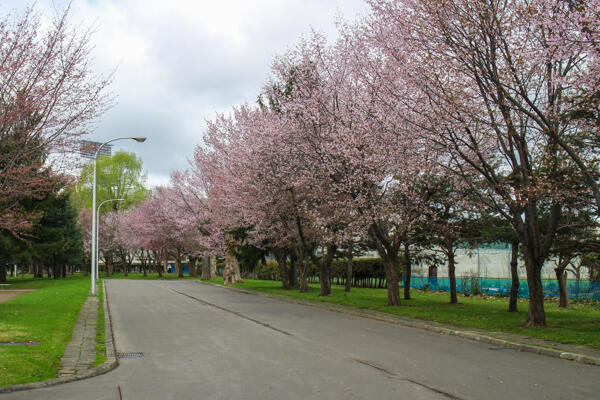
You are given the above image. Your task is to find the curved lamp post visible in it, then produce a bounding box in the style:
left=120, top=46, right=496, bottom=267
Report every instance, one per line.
left=96, top=198, right=124, bottom=281
left=90, top=136, right=146, bottom=295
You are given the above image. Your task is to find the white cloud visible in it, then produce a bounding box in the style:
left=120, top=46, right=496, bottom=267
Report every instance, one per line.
left=0, top=0, right=370, bottom=187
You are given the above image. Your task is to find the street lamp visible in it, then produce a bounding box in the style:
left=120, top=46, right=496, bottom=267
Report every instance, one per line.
left=90, top=136, right=146, bottom=295
left=96, top=198, right=124, bottom=281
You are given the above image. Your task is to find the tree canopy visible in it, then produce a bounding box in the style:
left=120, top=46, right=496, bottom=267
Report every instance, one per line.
left=73, top=150, right=148, bottom=213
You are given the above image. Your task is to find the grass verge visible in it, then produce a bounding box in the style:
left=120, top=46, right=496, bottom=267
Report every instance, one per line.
left=94, top=282, right=106, bottom=366
left=0, top=276, right=90, bottom=387
left=207, top=277, right=600, bottom=350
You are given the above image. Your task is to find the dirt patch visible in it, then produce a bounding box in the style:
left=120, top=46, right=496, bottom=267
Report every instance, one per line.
left=0, top=290, right=35, bottom=304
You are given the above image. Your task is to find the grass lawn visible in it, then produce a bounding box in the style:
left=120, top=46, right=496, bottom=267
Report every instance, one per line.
left=207, top=277, right=600, bottom=349
left=0, top=276, right=90, bottom=387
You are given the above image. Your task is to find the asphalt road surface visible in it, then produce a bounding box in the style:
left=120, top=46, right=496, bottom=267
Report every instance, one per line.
left=2, top=280, right=599, bottom=400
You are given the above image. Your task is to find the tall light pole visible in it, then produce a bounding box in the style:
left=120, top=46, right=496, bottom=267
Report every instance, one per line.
left=96, top=198, right=124, bottom=281
left=90, top=136, right=146, bottom=295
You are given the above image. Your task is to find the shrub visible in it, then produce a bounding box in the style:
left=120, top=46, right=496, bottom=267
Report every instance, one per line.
left=256, top=260, right=280, bottom=280
left=470, top=272, right=481, bottom=295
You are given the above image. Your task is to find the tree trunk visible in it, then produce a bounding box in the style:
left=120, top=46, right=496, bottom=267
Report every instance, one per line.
left=310, top=245, right=336, bottom=297
left=36, top=264, right=44, bottom=278
left=223, top=232, right=243, bottom=284
left=210, top=256, right=217, bottom=278
left=273, top=248, right=289, bottom=289
left=289, top=250, right=298, bottom=288
left=201, top=257, right=211, bottom=280
left=319, top=259, right=331, bottom=296
left=176, top=257, right=184, bottom=278
left=523, top=248, right=546, bottom=326
left=369, top=223, right=401, bottom=306
left=295, top=246, right=309, bottom=293
left=509, top=239, right=520, bottom=312
left=189, top=256, right=198, bottom=278
left=345, top=244, right=353, bottom=292
left=124, top=262, right=129, bottom=276
left=403, top=243, right=411, bottom=300
left=0, top=264, right=6, bottom=283
left=573, top=265, right=581, bottom=301
left=82, top=258, right=88, bottom=276
left=555, top=266, right=569, bottom=308
left=447, top=242, right=457, bottom=304
left=381, top=254, right=400, bottom=306
left=159, top=258, right=166, bottom=278
left=104, top=255, right=111, bottom=277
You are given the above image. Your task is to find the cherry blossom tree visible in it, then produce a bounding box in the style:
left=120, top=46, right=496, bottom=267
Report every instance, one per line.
left=166, top=1, right=598, bottom=320
left=192, top=107, right=296, bottom=286
left=0, top=5, right=112, bottom=234
left=98, top=211, right=121, bottom=275
left=262, top=28, right=454, bottom=304
left=189, top=141, right=241, bottom=284
left=125, top=185, right=205, bottom=277
left=191, top=28, right=446, bottom=303
left=123, top=193, right=169, bottom=276
left=170, top=169, right=222, bottom=278
left=76, top=208, right=92, bottom=276
left=124, top=202, right=168, bottom=276
left=366, top=0, right=597, bottom=325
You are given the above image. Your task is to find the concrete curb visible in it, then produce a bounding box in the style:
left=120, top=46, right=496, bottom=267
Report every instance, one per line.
left=0, top=281, right=119, bottom=394
left=202, top=281, right=600, bottom=367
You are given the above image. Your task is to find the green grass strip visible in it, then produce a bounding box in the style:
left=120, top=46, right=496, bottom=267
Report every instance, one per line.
left=208, top=277, right=600, bottom=350
left=94, top=282, right=106, bottom=366
left=0, top=276, right=90, bottom=387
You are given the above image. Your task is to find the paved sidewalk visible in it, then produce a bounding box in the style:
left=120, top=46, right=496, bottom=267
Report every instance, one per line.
left=58, top=295, right=98, bottom=376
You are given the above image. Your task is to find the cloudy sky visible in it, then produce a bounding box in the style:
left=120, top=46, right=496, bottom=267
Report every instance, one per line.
left=1, top=0, right=370, bottom=186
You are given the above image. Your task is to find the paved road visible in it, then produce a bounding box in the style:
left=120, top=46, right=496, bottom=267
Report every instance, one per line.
left=2, top=280, right=599, bottom=399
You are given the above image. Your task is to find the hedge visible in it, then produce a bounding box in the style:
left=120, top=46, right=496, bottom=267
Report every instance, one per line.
left=219, top=257, right=404, bottom=289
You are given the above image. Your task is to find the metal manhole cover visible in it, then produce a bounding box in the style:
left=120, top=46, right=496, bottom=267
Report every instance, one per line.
left=117, top=352, right=144, bottom=358
left=489, top=347, right=518, bottom=353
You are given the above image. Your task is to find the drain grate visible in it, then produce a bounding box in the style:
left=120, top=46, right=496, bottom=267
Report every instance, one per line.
left=0, top=341, right=40, bottom=347
left=489, top=347, right=518, bottom=353
left=117, top=352, right=144, bottom=359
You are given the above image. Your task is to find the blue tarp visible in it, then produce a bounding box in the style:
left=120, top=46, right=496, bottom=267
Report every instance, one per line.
left=405, top=277, right=600, bottom=300
left=167, top=263, right=189, bottom=274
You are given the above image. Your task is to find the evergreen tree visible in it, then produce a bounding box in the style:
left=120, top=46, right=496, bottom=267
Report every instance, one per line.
left=29, top=192, right=83, bottom=278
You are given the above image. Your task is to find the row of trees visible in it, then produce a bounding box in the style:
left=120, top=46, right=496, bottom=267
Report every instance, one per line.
left=178, top=0, right=598, bottom=327
left=102, top=0, right=600, bottom=328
